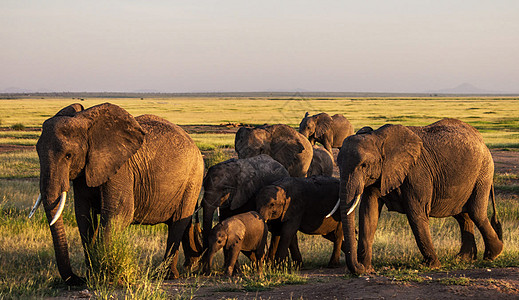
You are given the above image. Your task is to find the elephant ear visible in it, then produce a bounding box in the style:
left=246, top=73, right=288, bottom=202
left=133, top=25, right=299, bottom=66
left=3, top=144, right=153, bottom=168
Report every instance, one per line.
left=226, top=221, right=246, bottom=248
left=270, top=126, right=308, bottom=165
left=314, top=113, right=333, bottom=137
left=55, top=103, right=84, bottom=117
left=356, top=126, right=374, bottom=135
left=280, top=188, right=294, bottom=222
left=78, top=103, right=145, bottom=187
left=230, top=160, right=258, bottom=210
left=378, top=124, right=423, bottom=196
left=234, top=127, right=250, bottom=156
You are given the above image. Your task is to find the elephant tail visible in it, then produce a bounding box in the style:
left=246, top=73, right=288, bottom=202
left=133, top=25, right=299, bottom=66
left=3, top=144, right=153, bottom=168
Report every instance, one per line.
left=490, top=184, right=503, bottom=241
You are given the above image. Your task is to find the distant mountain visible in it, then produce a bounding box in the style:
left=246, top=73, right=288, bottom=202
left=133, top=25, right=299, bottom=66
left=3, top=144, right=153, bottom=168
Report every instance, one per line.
left=430, top=83, right=497, bottom=94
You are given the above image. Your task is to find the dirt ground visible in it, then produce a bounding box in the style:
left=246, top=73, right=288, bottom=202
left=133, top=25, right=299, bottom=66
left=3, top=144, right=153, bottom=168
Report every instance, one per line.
left=2, top=126, right=519, bottom=299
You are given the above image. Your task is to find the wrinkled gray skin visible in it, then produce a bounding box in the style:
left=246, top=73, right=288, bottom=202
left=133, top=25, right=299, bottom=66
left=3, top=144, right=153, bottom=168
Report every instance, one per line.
left=307, top=145, right=334, bottom=177
left=299, top=112, right=354, bottom=153
left=202, top=154, right=288, bottom=247
left=36, top=103, right=204, bottom=285
left=256, top=176, right=345, bottom=267
left=204, top=211, right=268, bottom=276
left=337, top=118, right=503, bottom=275
left=202, top=154, right=302, bottom=265
left=235, top=124, right=313, bottom=177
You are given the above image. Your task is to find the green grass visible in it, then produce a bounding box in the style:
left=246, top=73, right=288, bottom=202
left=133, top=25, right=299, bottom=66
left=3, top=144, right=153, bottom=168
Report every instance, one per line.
left=0, top=151, right=39, bottom=178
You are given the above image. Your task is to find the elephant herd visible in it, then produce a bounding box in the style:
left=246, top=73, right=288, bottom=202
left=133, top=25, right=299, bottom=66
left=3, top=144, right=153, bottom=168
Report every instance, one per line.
left=30, top=103, right=504, bottom=285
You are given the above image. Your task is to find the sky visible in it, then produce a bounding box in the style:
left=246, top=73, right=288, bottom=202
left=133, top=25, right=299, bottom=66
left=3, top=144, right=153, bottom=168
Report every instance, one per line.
left=1, top=0, right=518, bottom=93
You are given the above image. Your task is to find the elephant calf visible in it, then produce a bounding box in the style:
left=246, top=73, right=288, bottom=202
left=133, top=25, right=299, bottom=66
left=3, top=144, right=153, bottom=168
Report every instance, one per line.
left=204, top=211, right=268, bottom=276
left=256, top=176, right=345, bottom=267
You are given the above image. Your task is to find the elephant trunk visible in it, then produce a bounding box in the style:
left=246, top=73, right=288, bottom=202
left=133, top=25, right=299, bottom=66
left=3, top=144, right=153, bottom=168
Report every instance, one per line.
left=202, top=203, right=215, bottom=249
left=339, top=177, right=365, bottom=276
left=39, top=166, right=83, bottom=285
left=203, top=246, right=218, bottom=274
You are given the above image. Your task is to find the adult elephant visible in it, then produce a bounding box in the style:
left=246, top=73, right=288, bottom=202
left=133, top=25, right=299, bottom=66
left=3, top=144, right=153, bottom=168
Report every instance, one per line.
left=202, top=154, right=302, bottom=264
left=31, top=103, right=204, bottom=285
left=336, top=118, right=503, bottom=275
left=235, top=124, right=313, bottom=177
left=299, top=112, right=354, bottom=153
left=307, top=146, right=334, bottom=177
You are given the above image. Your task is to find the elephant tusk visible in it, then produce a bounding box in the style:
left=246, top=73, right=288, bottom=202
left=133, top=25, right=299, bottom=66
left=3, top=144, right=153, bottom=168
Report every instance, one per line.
left=28, top=194, right=42, bottom=219
left=49, top=192, right=67, bottom=226
left=325, top=198, right=340, bottom=218
left=346, top=194, right=362, bottom=216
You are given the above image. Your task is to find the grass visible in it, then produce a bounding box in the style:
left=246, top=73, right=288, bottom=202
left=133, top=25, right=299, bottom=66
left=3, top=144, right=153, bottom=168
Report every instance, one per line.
left=0, top=97, right=518, bottom=298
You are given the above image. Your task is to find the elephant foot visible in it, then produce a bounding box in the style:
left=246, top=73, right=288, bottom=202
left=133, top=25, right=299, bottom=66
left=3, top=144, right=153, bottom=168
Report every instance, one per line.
left=483, top=241, right=504, bottom=261
left=327, top=259, right=341, bottom=268
left=164, top=268, right=180, bottom=280
left=65, top=274, right=86, bottom=286
left=423, top=258, right=441, bottom=269
left=456, top=250, right=477, bottom=262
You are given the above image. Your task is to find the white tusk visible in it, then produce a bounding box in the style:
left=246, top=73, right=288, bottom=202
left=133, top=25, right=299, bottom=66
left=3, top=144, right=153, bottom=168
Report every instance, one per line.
left=28, top=194, right=42, bottom=219
left=325, top=198, right=341, bottom=218
left=216, top=207, right=220, bottom=217
left=346, top=194, right=362, bottom=216
left=49, top=192, right=67, bottom=226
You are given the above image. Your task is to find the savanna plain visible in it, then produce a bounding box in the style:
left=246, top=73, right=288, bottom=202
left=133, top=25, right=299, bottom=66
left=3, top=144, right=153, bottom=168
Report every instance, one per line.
left=1, top=97, right=519, bottom=299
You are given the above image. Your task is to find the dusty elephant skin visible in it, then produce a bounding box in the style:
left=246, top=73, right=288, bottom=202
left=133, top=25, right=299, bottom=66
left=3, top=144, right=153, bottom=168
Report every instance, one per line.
left=234, top=124, right=313, bottom=177
left=299, top=112, right=354, bottom=154
left=204, top=211, right=268, bottom=276
left=34, top=103, right=204, bottom=285
left=337, top=118, right=503, bottom=275
left=201, top=154, right=302, bottom=266
left=307, top=145, right=334, bottom=177
left=256, top=176, right=345, bottom=267
left=201, top=154, right=288, bottom=247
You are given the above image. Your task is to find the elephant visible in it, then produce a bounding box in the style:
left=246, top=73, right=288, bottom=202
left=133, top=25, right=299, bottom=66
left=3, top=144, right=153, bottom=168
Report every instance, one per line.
left=255, top=176, right=345, bottom=267
left=307, top=145, right=334, bottom=177
left=201, top=154, right=302, bottom=265
left=336, top=118, right=503, bottom=275
left=204, top=211, right=268, bottom=276
left=299, top=112, right=354, bottom=153
left=235, top=124, right=313, bottom=177
left=201, top=154, right=289, bottom=247
left=31, top=103, right=204, bottom=285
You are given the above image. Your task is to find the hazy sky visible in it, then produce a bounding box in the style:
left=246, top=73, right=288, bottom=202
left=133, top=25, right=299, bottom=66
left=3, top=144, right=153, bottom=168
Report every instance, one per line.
left=1, top=0, right=518, bottom=93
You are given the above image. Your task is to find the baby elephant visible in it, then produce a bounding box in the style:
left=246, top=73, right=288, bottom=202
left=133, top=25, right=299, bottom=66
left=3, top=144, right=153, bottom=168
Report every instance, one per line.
left=204, top=211, right=268, bottom=276
left=256, top=176, right=344, bottom=267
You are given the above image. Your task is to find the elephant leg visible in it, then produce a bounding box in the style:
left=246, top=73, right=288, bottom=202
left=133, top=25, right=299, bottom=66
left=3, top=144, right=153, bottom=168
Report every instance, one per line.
left=454, top=213, right=477, bottom=261
left=405, top=213, right=440, bottom=268
left=357, top=188, right=383, bottom=272
left=322, top=230, right=342, bottom=268
left=268, top=234, right=280, bottom=262
left=165, top=217, right=192, bottom=279
left=73, top=180, right=100, bottom=271
left=241, top=250, right=257, bottom=271
left=467, top=185, right=503, bottom=260
left=275, top=225, right=299, bottom=266
left=224, top=246, right=241, bottom=276
left=288, top=235, right=303, bottom=267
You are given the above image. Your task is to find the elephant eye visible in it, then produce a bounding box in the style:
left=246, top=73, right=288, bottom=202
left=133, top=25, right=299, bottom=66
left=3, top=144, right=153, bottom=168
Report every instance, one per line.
left=65, top=153, right=72, bottom=159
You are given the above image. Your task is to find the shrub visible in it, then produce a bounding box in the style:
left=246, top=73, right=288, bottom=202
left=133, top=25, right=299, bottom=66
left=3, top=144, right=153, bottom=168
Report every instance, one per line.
left=204, top=147, right=232, bottom=169
left=10, top=123, right=25, bottom=131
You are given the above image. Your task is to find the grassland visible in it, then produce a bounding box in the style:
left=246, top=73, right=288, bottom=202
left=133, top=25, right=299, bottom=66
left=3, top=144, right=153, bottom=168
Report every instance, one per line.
left=0, top=96, right=518, bottom=299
